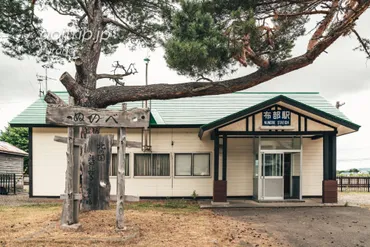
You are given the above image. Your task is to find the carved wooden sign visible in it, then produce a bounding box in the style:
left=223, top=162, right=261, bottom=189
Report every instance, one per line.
left=81, top=134, right=113, bottom=210
left=46, top=105, right=150, bottom=128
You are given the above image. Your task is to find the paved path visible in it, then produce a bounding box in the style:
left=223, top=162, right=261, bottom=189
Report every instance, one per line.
left=215, top=207, right=370, bottom=247
left=0, top=193, right=61, bottom=207
left=339, top=192, right=370, bottom=206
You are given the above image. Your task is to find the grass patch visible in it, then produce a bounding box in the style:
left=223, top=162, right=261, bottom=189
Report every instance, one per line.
left=125, top=199, right=199, bottom=212
left=19, top=203, right=61, bottom=209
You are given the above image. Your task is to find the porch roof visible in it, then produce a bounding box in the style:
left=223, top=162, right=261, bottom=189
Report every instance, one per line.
left=198, top=95, right=360, bottom=138
left=10, top=92, right=359, bottom=134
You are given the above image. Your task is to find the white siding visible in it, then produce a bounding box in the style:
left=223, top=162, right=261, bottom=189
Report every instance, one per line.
left=226, top=138, right=253, bottom=196
left=302, top=138, right=323, bottom=196
left=33, top=128, right=214, bottom=197
left=32, top=128, right=68, bottom=196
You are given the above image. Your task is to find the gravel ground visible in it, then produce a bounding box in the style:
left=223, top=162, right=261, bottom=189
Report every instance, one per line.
left=338, top=192, right=370, bottom=206
left=0, top=193, right=61, bottom=207
left=215, top=207, right=370, bottom=247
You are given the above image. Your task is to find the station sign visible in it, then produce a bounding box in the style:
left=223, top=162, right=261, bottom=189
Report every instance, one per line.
left=262, top=110, right=291, bottom=126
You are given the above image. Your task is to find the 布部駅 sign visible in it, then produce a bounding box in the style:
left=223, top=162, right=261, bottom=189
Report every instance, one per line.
left=46, top=105, right=150, bottom=128
left=262, top=110, right=291, bottom=126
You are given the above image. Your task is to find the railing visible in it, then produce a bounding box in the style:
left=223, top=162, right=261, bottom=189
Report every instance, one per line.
left=337, top=177, right=370, bottom=192
left=0, top=174, right=16, bottom=195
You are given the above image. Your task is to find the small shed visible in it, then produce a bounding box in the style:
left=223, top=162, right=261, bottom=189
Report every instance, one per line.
left=0, top=141, right=28, bottom=193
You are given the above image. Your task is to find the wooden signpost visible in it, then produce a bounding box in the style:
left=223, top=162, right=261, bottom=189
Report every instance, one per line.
left=46, top=100, right=149, bottom=230
left=46, top=105, right=149, bottom=128
left=81, top=134, right=113, bottom=210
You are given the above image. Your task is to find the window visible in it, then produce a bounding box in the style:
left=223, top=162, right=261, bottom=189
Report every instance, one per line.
left=175, top=153, right=210, bottom=176
left=262, top=153, right=282, bottom=176
left=110, top=154, right=129, bottom=176
left=175, top=154, right=192, bottom=176
left=134, top=154, right=170, bottom=176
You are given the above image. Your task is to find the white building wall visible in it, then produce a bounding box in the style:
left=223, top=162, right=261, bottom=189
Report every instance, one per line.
left=302, top=138, right=323, bottom=196
left=32, top=128, right=68, bottom=196
left=33, top=128, right=217, bottom=197
left=32, top=127, right=324, bottom=197
left=226, top=138, right=253, bottom=196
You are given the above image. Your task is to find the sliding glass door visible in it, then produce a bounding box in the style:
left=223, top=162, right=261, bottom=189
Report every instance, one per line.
left=261, top=152, right=284, bottom=200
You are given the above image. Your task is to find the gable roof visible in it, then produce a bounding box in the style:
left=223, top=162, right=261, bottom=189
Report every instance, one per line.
left=198, top=95, right=360, bottom=138
left=10, top=92, right=359, bottom=132
left=0, top=141, right=28, bottom=157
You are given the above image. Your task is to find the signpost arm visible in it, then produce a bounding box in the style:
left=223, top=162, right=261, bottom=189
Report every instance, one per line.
left=116, top=103, right=127, bottom=229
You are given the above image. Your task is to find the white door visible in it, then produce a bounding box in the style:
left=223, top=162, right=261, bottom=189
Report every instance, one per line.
left=261, top=152, right=284, bottom=200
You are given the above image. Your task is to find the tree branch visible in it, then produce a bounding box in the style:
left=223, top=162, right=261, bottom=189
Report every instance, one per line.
left=307, top=0, right=339, bottom=50
left=76, top=0, right=92, bottom=19
left=83, top=0, right=370, bottom=108
left=102, top=17, right=151, bottom=41
left=59, top=72, right=88, bottom=99
left=44, top=91, right=67, bottom=106
left=97, top=73, right=133, bottom=80
left=352, top=28, right=370, bottom=58
left=266, top=10, right=330, bottom=19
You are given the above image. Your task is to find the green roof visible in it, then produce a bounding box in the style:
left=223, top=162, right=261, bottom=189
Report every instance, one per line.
left=10, top=92, right=359, bottom=130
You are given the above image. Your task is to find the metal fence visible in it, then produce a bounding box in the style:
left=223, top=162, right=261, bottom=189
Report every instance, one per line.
left=337, top=177, right=370, bottom=192
left=0, top=173, right=16, bottom=195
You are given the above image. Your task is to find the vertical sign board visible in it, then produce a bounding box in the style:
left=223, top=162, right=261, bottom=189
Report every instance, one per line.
left=82, top=134, right=113, bottom=210
left=262, top=110, right=291, bottom=126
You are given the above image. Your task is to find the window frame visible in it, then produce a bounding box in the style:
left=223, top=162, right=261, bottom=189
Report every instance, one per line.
left=174, top=153, right=193, bottom=177
left=134, top=153, right=171, bottom=177
left=174, top=153, right=211, bottom=178
left=110, top=153, right=130, bottom=177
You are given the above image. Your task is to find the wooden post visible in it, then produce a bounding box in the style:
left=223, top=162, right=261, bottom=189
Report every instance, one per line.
left=61, top=126, right=74, bottom=225
left=116, top=103, right=127, bottom=230
left=72, top=126, right=80, bottom=223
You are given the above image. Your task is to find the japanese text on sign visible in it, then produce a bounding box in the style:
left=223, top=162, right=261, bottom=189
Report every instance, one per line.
left=262, top=110, right=291, bottom=126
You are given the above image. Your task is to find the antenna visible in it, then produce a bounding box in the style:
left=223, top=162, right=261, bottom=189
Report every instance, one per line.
left=336, top=101, right=345, bottom=109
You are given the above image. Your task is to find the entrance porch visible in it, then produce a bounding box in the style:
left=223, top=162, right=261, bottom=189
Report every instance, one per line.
left=212, top=133, right=337, bottom=204
left=198, top=97, right=358, bottom=204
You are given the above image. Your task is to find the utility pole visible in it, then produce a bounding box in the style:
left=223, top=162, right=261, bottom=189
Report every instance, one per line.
left=37, top=78, right=44, bottom=97
left=37, top=64, right=56, bottom=96
left=142, top=57, right=151, bottom=152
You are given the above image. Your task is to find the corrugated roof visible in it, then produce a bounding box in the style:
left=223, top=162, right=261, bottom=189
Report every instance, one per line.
left=0, top=141, right=28, bottom=156
left=9, top=91, right=356, bottom=127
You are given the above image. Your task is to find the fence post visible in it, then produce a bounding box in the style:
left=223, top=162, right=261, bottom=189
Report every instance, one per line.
left=13, top=174, right=16, bottom=195
left=368, top=177, right=370, bottom=192
left=340, top=177, right=343, bottom=192
left=7, top=175, right=9, bottom=194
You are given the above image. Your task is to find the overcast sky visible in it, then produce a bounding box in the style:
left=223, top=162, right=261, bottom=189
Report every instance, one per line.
left=0, top=9, right=369, bottom=170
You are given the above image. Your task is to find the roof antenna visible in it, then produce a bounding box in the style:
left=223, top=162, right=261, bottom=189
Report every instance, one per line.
left=336, top=101, right=345, bottom=109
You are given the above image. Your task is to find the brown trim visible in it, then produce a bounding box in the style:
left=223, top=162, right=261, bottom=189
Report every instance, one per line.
left=28, top=128, right=33, bottom=197
left=213, top=180, right=227, bottom=202
left=322, top=180, right=338, bottom=203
